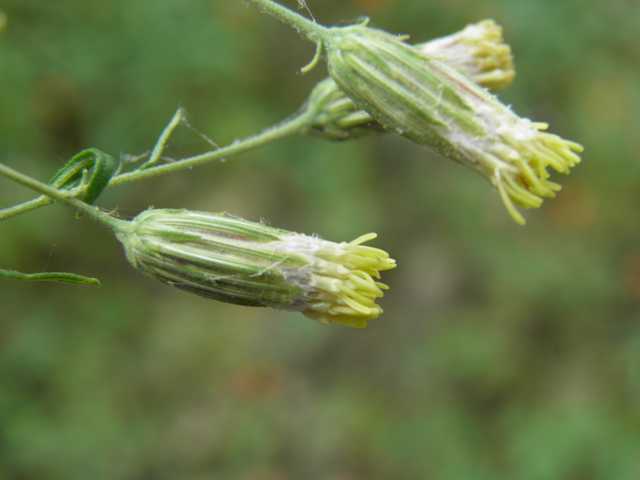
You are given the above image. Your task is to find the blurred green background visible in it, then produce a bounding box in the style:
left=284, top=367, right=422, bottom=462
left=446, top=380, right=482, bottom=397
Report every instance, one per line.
left=1, top=0, right=640, bottom=479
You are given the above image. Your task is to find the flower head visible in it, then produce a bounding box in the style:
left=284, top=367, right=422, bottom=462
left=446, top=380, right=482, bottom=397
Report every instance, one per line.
left=321, top=22, right=582, bottom=224
left=116, top=209, right=395, bottom=328
left=305, top=20, right=515, bottom=141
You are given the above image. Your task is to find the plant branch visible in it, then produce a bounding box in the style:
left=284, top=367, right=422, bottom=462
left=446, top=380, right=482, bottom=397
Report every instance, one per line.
left=0, top=109, right=316, bottom=221
left=0, top=162, right=127, bottom=233
left=110, top=109, right=314, bottom=186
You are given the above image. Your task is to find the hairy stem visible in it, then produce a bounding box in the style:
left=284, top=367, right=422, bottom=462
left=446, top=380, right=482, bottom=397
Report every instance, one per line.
left=0, top=162, right=128, bottom=234
left=111, top=110, right=313, bottom=186
left=245, top=0, right=329, bottom=42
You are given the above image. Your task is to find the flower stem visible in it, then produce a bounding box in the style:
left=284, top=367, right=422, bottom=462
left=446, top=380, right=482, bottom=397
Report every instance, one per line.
left=245, top=0, right=329, bottom=42
left=110, top=110, right=314, bottom=186
left=0, top=195, right=60, bottom=221
left=0, top=109, right=316, bottom=221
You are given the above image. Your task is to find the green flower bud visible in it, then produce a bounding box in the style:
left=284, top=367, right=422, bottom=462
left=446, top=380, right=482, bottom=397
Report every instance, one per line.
left=305, top=20, right=515, bottom=141
left=115, top=209, right=396, bottom=328
left=321, top=21, right=582, bottom=224
left=305, top=77, right=385, bottom=141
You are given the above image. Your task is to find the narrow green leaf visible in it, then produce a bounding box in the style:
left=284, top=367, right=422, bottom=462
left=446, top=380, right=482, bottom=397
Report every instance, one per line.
left=47, top=148, right=118, bottom=217
left=0, top=269, right=100, bottom=287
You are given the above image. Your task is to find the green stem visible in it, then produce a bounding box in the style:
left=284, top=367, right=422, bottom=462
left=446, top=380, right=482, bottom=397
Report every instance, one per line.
left=246, top=0, right=329, bottom=42
left=0, top=162, right=127, bottom=234
left=139, top=107, right=186, bottom=170
left=0, top=195, right=59, bottom=221
left=110, top=109, right=314, bottom=186
left=0, top=109, right=316, bottom=221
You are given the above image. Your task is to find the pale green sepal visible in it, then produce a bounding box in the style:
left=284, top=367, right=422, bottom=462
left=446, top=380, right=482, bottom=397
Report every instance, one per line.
left=116, top=210, right=308, bottom=308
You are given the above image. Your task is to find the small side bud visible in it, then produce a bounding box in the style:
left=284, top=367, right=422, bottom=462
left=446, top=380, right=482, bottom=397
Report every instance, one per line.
left=115, top=209, right=396, bottom=328
left=304, top=77, right=384, bottom=141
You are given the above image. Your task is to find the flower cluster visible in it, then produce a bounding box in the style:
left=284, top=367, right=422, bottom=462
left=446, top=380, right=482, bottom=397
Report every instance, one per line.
left=1, top=1, right=586, bottom=328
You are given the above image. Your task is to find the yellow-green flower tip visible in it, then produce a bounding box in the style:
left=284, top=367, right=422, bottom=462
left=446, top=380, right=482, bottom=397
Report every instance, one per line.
left=115, top=209, right=396, bottom=327
left=322, top=23, right=582, bottom=224
left=418, top=19, right=515, bottom=92
left=298, top=232, right=396, bottom=328
left=0, top=11, right=6, bottom=33
left=491, top=121, right=583, bottom=225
